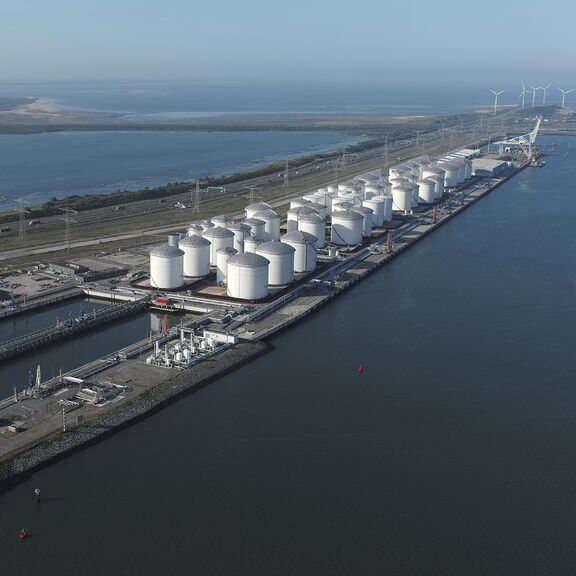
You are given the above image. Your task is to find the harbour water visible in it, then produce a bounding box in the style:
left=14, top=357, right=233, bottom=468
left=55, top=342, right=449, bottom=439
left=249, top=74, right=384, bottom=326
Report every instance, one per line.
left=1, top=136, right=576, bottom=574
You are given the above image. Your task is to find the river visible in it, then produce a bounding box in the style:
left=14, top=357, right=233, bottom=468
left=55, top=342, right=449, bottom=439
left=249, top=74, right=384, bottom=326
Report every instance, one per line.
left=1, top=136, right=576, bottom=575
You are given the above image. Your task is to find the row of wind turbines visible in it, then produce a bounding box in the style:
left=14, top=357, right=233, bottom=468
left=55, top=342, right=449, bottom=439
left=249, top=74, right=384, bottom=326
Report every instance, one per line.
left=488, top=83, right=574, bottom=114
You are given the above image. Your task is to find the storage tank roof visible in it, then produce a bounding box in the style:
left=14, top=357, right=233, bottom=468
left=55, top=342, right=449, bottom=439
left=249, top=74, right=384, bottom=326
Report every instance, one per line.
left=305, top=201, right=325, bottom=210
left=392, top=184, right=413, bottom=193
left=179, top=234, right=211, bottom=247
left=216, top=247, right=238, bottom=255
left=417, top=179, right=435, bottom=186
left=243, top=217, right=265, bottom=226
left=227, top=253, right=269, bottom=268
left=253, top=209, right=279, bottom=221
left=354, top=206, right=373, bottom=215
left=282, top=230, right=318, bottom=244
left=332, top=209, right=364, bottom=221
left=287, top=206, right=319, bottom=217
left=227, top=222, right=250, bottom=231
left=203, top=226, right=234, bottom=238
left=246, top=201, right=272, bottom=212
left=150, top=244, right=184, bottom=257
left=297, top=212, right=324, bottom=224
left=256, top=240, right=295, bottom=255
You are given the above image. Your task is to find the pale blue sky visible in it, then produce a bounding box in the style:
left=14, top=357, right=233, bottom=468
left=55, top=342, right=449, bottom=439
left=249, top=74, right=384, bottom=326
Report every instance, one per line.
left=0, top=0, right=574, bottom=84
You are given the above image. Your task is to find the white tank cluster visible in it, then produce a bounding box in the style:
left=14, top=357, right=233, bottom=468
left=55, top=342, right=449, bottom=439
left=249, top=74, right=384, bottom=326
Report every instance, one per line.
left=353, top=205, right=374, bottom=236
left=256, top=241, right=295, bottom=285
left=331, top=209, right=363, bottom=246
left=226, top=222, right=250, bottom=253
left=416, top=179, right=435, bottom=203
left=179, top=234, right=211, bottom=278
left=226, top=253, right=270, bottom=300
left=281, top=231, right=317, bottom=272
left=203, top=226, right=235, bottom=265
left=149, top=241, right=184, bottom=289
left=243, top=234, right=262, bottom=253
left=211, top=214, right=233, bottom=228
left=286, top=205, right=320, bottom=233
left=216, top=247, right=238, bottom=284
left=391, top=184, right=413, bottom=213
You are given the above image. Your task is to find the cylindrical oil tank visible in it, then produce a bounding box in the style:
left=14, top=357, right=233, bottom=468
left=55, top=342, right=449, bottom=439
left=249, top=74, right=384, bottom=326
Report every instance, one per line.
left=313, top=191, right=333, bottom=215
left=305, top=201, right=326, bottom=219
left=253, top=209, right=280, bottom=240
left=226, top=253, right=269, bottom=300
left=389, top=166, right=410, bottom=181
left=187, top=223, right=204, bottom=236
left=332, top=200, right=355, bottom=213
left=417, top=179, right=435, bottom=203
left=428, top=175, right=444, bottom=199
left=363, top=197, right=385, bottom=227
left=439, top=162, right=459, bottom=187
left=244, top=234, right=262, bottom=253
left=226, top=222, right=250, bottom=253
left=391, top=185, right=413, bottom=212
left=410, top=183, right=420, bottom=207
left=255, top=241, right=295, bottom=285
left=377, top=195, right=393, bottom=222
left=286, top=206, right=320, bottom=233
left=243, top=217, right=266, bottom=240
left=422, top=166, right=445, bottom=187
left=302, top=193, right=319, bottom=204
left=297, top=212, right=325, bottom=248
left=390, top=176, right=412, bottom=189
left=202, top=226, right=235, bottom=265
left=289, top=197, right=310, bottom=210
left=216, top=247, right=238, bottom=284
left=281, top=231, right=317, bottom=272
left=199, top=219, right=214, bottom=232
left=354, top=205, right=374, bottom=236
left=330, top=209, right=364, bottom=246
left=167, top=233, right=179, bottom=247
left=211, top=214, right=233, bottom=228
left=364, top=184, right=383, bottom=200
left=149, top=244, right=184, bottom=289
left=179, top=234, right=211, bottom=277
left=245, top=201, right=273, bottom=219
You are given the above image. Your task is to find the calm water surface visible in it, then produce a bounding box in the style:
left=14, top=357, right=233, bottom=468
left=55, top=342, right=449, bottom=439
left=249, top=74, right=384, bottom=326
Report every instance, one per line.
left=1, top=137, right=576, bottom=575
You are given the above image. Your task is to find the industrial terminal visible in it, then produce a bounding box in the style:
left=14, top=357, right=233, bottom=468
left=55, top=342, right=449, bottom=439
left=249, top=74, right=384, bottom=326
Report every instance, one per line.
left=0, top=118, right=544, bottom=485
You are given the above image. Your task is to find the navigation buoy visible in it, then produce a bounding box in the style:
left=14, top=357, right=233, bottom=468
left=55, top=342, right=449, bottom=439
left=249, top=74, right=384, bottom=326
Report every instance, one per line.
left=19, top=529, right=27, bottom=540
left=357, top=365, right=364, bottom=374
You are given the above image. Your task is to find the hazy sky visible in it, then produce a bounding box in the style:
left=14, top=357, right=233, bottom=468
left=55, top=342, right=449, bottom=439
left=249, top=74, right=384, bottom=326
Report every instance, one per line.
left=1, top=0, right=574, bottom=85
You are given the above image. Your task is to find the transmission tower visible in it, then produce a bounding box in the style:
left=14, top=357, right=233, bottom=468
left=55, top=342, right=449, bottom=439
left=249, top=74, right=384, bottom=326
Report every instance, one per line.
left=383, top=136, right=389, bottom=168
left=243, top=185, right=261, bottom=205
left=59, top=208, right=77, bottom=250
left=15, top=198, right=30, bottom=244
left=192, top=181, right=201, bottom=216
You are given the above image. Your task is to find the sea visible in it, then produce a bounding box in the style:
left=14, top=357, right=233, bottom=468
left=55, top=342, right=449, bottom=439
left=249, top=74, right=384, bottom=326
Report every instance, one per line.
left=0, top=81, right=513, bottom=208
left=1, top=135, right=576, bottom=575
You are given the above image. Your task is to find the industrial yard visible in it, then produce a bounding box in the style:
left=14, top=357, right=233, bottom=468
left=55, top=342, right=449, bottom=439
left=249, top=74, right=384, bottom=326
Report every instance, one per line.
left=0, top=120, right=541, bottom=485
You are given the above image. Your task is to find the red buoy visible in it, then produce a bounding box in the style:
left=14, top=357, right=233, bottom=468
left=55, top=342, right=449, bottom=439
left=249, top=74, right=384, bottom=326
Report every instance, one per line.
left=19, top=530, right=27, bottom=540
left=357, top=365, right=364, bottom=374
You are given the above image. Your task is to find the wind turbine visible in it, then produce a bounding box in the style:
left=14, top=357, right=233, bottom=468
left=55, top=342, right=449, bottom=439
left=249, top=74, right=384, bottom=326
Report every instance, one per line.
left=558, top=87, right=575, bottom=108
left=541, top=84, right=551, bottom=104
left=529, top=84, right=538, bottom=106
left=489, top=88, right=505, bottom=114
left=519, top=82, right=527, bottom=109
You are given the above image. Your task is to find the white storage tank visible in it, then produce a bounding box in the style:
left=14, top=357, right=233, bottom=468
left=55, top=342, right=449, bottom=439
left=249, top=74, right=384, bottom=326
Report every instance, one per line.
left=330, top=209, right=363, bottom=246
left=179, top=234, right=211, bottom=277
left=245, top=201, right=273, bottom=219
left=364, top=184, right=383, bottom=200
left=439, top=162, right=459, bottom=187
left=255, top=241, right=295, bottom=285
left=305, top=201, right=326, bottom=219
left=243, top=217, right=266, bottom=240
left=297, top=212, right=326, bottom=248
left=244, top=234, right=262, bottom=253
left=211, top=214, right=233, bottom=228
left=226, top=222, right=250, bottom=253
left=332, top=200, right=355, bottom=213
left=354, top=205, right=374, bottom=236
left=391, top=185, right=413, bottom=212
left=187, top=223, right=204, bottom=236
left=428, top=175, right=444, bottom=199
left=378, top=195, right=393, bottom=222
left=417, top=179, right=435, bottom=203
left=253, top=209, right=280, bottom=240
left=363, top=197, right=385, bottom=227
left=286, top=206, right=320, bottom=232
left=199, top=219, right=214, bottom=232
left=226, top=253, right=269, bottom=300
left=149, top=244, right=184, bottom=289
left=203, top=226, right=235, bottom=265
left=302, top=193, right=320, bottom=204
left=281, top=231, right=317, bottom=272
left=167, top=233, right=180, bottom=247
left=389, top=166, right=410, bottom=181
left=313, top=191, right=333, bottom=215
left=216, top=247, right=238, bottom=284
left=289, top=197, right=310, bottom=210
